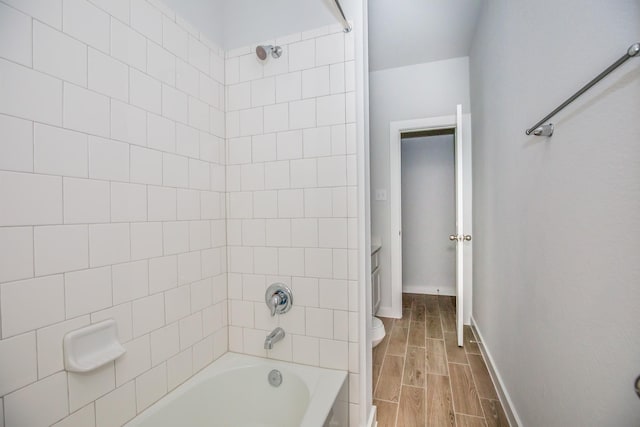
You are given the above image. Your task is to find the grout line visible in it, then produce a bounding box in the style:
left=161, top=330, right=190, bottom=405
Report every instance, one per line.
left=373, top=397, right=399, bottom=404
left=439, top=295, right=458, bottom=426
left=395, top=306, right=409, bottom=426
left=448, top=360, right=471, bottom=366
left=455, top=412, right=485, bottom=419
left=394, top=383, right=403, bottom=427
left=466, top=326, right=491, bottom=424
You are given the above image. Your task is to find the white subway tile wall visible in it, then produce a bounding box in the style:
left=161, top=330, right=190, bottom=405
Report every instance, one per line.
left=224, top=24, right=360, bottom=421
left=0, top=1, right=227, bottom=426
left=0, top=1, right=361, bottom=425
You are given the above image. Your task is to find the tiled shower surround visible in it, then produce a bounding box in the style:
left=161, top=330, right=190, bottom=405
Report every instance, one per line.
left=0, top=1, right=361, bottom=426
left=224, top=22, right=360, bottom=420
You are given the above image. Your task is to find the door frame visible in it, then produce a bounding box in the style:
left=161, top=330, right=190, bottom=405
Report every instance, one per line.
left=388, top=113, right=473, bottom=323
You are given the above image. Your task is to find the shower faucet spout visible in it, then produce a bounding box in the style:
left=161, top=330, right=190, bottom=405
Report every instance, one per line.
left=264, top=327, right=285, bottom=350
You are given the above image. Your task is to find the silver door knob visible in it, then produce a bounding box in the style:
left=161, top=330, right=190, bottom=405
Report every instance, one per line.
left=449, top=235, right=457, bottom=241
left=464, top=235, right=472, bottom=241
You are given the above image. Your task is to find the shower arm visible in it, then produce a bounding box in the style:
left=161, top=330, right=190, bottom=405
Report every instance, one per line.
left=332, top=0, right=352, bottom=33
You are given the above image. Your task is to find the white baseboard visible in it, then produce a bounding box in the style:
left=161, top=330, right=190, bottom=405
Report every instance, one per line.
left=470, top=316, right=523, bottom=427
left=367, top=406, right=377, bottom=427
left=377, top=286, right=455, bottom=319
left=402, top=284, right=455, bottom=296
left=376, top=306, right=400, bottom=319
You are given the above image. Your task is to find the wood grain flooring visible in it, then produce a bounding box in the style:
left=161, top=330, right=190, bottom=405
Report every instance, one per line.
left=403, top=346, right=426, bottom=387
left=399, top=386, right=426, bottom=426
left=456, top=414, right=488, bottom=427
left=372, top=294, right=509, bottom=427
left=427, top=374, right=456, bottom=427
left=426, top=338, right=448, bottom=375
left=469, top=354, right=498, bottom=400
left=481, top=399, right=510, bottom=427
left=449, top=363, right=483, bottom=417
left=374, top=399, right=398, bottom=426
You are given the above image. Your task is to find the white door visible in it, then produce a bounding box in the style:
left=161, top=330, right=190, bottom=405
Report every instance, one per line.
left=453, top=104, right=467, bottom=347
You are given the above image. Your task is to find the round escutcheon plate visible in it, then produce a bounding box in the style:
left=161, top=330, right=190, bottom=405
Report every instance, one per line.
left=268, top=369, right=282, bottom=387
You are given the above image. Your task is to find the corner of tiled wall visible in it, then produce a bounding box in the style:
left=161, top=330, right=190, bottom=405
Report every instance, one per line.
left=0, top=0, right=227, bottom=425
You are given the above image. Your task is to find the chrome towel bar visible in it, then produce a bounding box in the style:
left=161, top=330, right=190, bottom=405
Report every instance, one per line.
left=526, top=42, right=639, bottom=136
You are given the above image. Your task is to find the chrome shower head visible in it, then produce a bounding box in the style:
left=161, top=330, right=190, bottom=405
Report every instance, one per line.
left=256, top=45, right=282, bottom=60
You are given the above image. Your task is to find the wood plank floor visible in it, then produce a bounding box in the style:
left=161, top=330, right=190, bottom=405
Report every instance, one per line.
left=372, top=294, right=509, bottom=427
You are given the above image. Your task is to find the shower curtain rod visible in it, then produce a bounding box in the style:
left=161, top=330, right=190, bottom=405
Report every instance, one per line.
left=525, top=42, right=639, bottom=137
left=333, top=0, right=352, bottom=33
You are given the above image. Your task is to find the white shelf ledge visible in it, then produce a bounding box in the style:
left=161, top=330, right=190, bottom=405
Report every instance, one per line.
left=63, top=319, right=126, bottom=373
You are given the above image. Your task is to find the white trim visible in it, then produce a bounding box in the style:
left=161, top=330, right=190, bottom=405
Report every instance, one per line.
left=471, top=316, right=522, bottom=427
left=389, top=115, right=457, bottom=320
left=367, top=406, right=377, bottom=427
left=461, top=114, right=473, bottom=327
left=375, top=306, right=400, bottom=319
left=455, top=104, right=464, bottom=347
left=355, top=0, right=372, bottom=426
left=402, top=284, right=456, bottom=296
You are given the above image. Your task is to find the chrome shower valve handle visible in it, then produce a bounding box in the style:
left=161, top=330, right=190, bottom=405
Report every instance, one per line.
left=265, top=283, right=293, bottom=317
left=268, top=294, right=281, bottom=316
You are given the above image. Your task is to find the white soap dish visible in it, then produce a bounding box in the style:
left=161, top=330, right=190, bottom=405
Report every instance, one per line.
left=63, top=319, right=126, bottom=373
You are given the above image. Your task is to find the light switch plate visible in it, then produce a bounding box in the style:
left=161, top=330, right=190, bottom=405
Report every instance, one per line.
left=374, top=189, right=387, bottom=201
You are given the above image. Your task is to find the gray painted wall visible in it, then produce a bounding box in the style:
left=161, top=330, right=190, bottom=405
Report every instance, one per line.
left=401, top=134, right=455, bottom=295
left=469, top=0, right=640, bottom=425
left=369, top=57, right=470, bottom=314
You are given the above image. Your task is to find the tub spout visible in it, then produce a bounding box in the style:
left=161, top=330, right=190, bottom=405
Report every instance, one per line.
left=264, top=327, right=285, bottom=350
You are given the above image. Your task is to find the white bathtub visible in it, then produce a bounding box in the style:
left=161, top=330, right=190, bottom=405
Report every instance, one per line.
left=124, top=352, right=348, bottom=427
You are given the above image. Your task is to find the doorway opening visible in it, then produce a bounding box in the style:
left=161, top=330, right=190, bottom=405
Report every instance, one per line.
left=401, top=128, right=456, bottom=297
left=388, top=106, right=472, bottom=347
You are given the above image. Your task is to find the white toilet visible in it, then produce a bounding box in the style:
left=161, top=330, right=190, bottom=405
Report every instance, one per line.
left=371, top=261, right=386, bottom=347
left=372, top=317, right=386, bottom=347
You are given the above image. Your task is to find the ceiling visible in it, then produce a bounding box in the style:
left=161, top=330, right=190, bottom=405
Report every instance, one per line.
left=162, top=0, right=224, bottom=47
left=163, top=0, right=484, bottom=72
left=164, top=0, right=354, bottom=51
left=368, top=0, right=483, bottom=71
